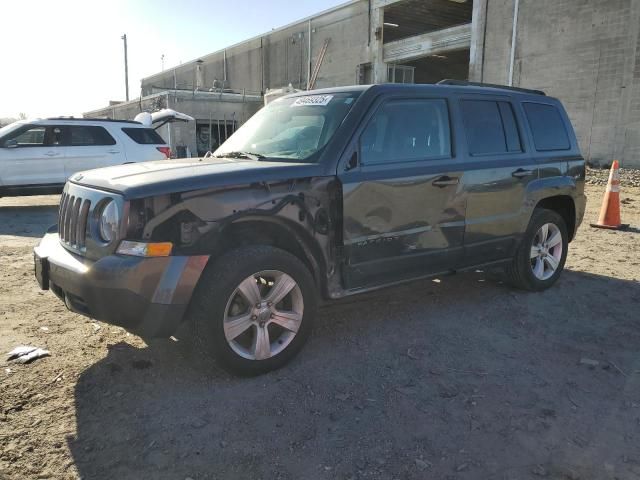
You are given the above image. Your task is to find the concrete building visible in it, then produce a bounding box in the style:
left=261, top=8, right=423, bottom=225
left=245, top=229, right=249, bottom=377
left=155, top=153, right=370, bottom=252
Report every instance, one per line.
left=87, top=0, right=640, bottom=167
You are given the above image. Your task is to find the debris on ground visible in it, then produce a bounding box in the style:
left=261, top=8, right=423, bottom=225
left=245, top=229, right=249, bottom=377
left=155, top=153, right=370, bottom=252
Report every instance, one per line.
left=579, top=357, right=600, bottom=367
left=532, top=464, right=549, bottom=477
left=7, top=346, right=51, bottom=364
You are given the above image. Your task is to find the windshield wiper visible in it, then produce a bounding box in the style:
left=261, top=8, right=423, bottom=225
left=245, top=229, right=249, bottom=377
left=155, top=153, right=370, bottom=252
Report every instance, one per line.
left=215, top=151, right=267, bottom=161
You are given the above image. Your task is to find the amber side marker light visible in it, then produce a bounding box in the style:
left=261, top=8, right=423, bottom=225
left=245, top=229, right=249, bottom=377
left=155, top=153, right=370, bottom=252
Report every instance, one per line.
left=117, top=241, right=173, bottom=257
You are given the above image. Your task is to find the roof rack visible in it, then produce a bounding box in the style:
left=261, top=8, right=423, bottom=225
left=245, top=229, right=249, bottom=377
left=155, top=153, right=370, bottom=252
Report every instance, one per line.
left=46, top=117, right=142, bottom=124
left=437, top=79, right=546, bottom=96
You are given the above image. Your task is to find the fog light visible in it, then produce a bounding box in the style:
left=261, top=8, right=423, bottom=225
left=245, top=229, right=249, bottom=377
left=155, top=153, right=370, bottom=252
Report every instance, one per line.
left=117, top=241, right=173, bottom=257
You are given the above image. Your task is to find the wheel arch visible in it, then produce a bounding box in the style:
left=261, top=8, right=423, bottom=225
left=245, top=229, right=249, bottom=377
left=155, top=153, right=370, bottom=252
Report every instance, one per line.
left=534, top=195, right=577, bottom=241
left=197, top=215, right=328, bottom=297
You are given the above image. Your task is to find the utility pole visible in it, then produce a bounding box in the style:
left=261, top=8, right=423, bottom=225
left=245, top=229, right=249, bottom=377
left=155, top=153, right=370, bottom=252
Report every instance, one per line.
left=121, top=34, right=130, bottom=101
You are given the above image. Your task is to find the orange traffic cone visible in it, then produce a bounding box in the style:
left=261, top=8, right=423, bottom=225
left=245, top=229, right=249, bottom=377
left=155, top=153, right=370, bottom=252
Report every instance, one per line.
left=591, top=160, right=628, bottom=230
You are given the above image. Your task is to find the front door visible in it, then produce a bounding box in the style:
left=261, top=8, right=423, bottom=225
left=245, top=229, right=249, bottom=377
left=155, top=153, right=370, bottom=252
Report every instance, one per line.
left=0, top=124, right=66, bottom=187
left=339, top=97, right=465, bottom=289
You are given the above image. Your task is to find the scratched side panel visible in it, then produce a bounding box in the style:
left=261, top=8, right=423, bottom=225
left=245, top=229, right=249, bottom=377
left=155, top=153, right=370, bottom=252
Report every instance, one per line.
left=340, top=164, right=466, bottom=289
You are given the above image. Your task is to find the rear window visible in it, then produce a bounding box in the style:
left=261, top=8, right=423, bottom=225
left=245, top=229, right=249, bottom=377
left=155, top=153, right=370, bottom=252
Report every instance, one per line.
left=523, top=103, right=570, bottom=151
left=122, top=127, right=165, bottom=145
left=69, top=126, right=116, bottom=146
left=461, top=100, right=522, bottom=156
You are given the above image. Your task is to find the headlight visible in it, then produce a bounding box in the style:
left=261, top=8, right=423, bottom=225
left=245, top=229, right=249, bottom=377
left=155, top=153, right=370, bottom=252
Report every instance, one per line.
left=99, top=200, right=119, bottom=243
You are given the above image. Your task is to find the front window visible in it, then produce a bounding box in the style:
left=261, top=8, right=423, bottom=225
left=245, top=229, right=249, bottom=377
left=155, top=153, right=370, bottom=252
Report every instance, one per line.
left=0, top=124, right=64, bottom=148
left=214, top=91, right=361, bottom=162
left=360, top=99, right=451, bottom=165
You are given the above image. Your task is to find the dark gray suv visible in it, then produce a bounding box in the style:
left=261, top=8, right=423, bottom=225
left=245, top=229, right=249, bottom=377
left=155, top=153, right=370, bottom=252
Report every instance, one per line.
left=34, top=82, right=586, bottom=375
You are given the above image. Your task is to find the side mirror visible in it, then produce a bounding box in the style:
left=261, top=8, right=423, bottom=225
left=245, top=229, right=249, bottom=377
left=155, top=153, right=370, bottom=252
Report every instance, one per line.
left=3, top=139, right=18, bottom=148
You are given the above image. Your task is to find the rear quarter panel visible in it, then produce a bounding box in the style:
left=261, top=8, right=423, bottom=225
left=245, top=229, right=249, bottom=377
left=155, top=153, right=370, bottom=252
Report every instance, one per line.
left=110, top=126, right=167, bottom=164
left=517, top=97, right=586, bottom=237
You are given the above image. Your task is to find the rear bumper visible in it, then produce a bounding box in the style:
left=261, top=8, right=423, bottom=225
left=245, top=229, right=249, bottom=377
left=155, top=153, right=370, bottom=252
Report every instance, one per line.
left=34, top=233, right=209, bottom=337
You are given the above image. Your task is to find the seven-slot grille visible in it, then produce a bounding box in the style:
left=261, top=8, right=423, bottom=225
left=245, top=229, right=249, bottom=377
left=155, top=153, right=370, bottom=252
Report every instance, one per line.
left=58, top=192, right=91, bottom=250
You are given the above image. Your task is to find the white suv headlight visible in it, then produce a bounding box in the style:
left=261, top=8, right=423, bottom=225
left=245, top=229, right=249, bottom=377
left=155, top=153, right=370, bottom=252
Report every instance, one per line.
left=99, top=200, right=119, bottom=243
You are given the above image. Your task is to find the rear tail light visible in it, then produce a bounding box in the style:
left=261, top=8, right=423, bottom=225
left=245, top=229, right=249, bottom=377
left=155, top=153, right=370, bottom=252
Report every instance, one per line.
left=157, top=146, right=171, bottom=159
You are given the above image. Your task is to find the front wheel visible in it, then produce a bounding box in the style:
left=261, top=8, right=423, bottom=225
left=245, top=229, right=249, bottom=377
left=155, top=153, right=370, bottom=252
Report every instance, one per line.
left=187, top=245, right=317, bottom=376
left=506, top=208, right=568, bottom=291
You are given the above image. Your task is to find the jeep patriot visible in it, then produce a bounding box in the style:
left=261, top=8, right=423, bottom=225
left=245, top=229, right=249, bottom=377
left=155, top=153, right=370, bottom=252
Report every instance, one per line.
left=34, top=82, right=586, bottom=375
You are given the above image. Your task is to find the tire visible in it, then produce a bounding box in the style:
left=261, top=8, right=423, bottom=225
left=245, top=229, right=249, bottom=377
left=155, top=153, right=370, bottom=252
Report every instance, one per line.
left=186, top=245, right=317, bottom=376
left=506, top=208, right=568, bottom=291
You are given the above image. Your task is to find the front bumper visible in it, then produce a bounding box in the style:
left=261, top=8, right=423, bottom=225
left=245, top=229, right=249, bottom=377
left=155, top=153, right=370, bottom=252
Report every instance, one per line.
left=34, top=233, right=209, bottom=338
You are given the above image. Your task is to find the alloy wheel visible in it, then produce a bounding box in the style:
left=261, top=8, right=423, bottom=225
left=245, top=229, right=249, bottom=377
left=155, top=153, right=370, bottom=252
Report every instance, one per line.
left=529, top=222, right=563, bottom=280
left=223, top=270, right=304, bottom=361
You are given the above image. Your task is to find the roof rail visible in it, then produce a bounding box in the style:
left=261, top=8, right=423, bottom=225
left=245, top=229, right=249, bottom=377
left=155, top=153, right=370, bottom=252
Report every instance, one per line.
left=437, top=79, right=546, bottom=96
left=46, top=117, right=142, bottom=124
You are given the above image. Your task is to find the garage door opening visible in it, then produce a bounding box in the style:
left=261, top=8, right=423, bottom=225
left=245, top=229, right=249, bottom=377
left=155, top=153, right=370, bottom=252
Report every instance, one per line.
left=383, top=0, right=472, bottom=43
left=401, top=48, right=470, bottom=84
left=379, top=0, right=472, bottom=86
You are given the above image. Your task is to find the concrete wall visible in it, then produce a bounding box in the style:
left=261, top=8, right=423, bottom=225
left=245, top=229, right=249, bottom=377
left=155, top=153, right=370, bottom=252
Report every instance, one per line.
left=478, top=0, right=640, bottom=167
left=141, top=1, right=370, bottom=96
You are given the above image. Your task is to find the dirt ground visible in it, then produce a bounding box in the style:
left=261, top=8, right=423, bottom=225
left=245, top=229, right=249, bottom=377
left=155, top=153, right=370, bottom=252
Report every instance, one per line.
left=1, top=178, right=639, bottom=480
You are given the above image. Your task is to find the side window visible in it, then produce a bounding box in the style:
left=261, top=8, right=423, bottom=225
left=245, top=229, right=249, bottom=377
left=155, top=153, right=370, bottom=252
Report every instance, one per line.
left=360, top=99, right=451, bottom=165
left=498, top=102, right=522, bottom=152
left=122, top=128, right=166, bottom=145
left=2, top=125, right=65, bottom=147
left=461, top=100, right=522, bottom=156
left=7, top=126, right=47, bottom=147
left=69, top=126, right=116, bottom=146
left=48, top=127, right=64, bottom=146
left=523, top=103, right=570, bottom=151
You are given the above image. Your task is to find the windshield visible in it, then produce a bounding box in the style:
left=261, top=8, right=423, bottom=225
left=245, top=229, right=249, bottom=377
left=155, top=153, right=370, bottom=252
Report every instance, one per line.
left=0, top=121, right=27, bottom=141
left=214, top=92, right=361, bottom=162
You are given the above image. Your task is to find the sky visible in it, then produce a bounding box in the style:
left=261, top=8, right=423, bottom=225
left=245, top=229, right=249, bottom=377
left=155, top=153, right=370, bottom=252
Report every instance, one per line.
left=0, top=0, right=346, bottom=119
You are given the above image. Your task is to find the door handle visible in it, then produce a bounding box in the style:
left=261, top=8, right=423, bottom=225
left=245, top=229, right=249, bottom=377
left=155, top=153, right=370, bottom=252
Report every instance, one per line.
left=432, top=175, right=459, bottom=187
left=512, top=168, right=534, bottom=179
left=44, top=151, right=60, bottom=157
left=107, top=149, right=120, bottom=154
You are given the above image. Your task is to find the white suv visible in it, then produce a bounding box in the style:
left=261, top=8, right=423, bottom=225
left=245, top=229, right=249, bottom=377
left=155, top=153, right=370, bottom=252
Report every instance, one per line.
left=0, top=117, right=171, bottom=196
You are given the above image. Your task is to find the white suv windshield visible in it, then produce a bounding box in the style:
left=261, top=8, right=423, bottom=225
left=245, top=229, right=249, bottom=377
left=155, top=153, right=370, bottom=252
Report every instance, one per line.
left=214, top=92, right=360, bottom=162
left=0, top=122, right=27, bottom=140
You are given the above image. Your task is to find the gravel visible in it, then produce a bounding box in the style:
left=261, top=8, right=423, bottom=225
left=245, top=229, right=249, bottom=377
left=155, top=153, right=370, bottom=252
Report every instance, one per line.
left=586, top=166, right=640, bottom=188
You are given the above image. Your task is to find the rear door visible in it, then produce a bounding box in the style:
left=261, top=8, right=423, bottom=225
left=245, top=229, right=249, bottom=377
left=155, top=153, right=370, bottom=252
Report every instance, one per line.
left=0, top=124, right=66, bottom=186
left=456, top=95, right=539, bottom=266
left=339, top=95, right=466, bottom=289
left=64, top=125, right=121, bottom=178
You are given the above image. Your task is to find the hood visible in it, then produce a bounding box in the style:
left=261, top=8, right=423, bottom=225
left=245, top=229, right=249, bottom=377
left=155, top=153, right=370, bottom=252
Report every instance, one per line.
left=70, top=157, right=327, bottom=199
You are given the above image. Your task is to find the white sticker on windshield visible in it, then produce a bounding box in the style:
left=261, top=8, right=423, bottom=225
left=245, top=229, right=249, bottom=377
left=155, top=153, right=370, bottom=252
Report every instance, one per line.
left=291, top=95, right=334, bottom=107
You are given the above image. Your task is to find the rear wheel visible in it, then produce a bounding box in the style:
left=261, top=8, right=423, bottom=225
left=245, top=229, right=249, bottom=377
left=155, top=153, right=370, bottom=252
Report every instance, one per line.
left=187, top=245, right=317, bottom=375
left=506, top=208, right=568, bottom=291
